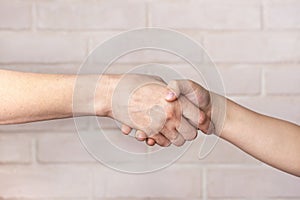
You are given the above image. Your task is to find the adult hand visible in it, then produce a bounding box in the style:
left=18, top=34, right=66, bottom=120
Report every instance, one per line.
left=133, top=79, right=215, bottom=146
left=166, top=80, right=213, bottom=134
left=168, top=80, right=300, bottom=177
left=96, top=74, right=200, bottom=147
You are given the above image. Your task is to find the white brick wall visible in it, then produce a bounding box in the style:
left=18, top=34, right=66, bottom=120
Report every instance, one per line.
left=37, top=1, right=146, bottom=30
left=178, top=134, right=261, bottom=164
left=264, top=0, right=300, bottom=29
left=0, top=33, right=88, bottom=63
left=218, top=65, right=261, bottom=95
left=0, top=165, right=92, bottom=198
left=204, top=32, right=300, bottom=63
left=0, top=134, right=31, bottom=164
left=207, top=166, right=300, bottom=198
left=232, top=96, right=300, bottom=124
left=0, top=118, right=89, bottom=133
left=37, top=133, right=95, bottom=163
left=0, top=1, right=31, bottom=30
left=149, top=0, right=261, bottom=30
left=94, top=164, right=202, bottom=198
left=0, top=0, right=299, bottom=199
left=264, top=66, right=300, bottom=95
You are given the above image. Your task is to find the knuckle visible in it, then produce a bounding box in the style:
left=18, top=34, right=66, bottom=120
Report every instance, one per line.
left=173, top=139, right=185, bottom=147
left=162, top=140, right=171, bottom=147
left=153, top=134, right=171, bottom=147
left=175, top=119, right=182, bottom=129
left=198, top=111, right=206, bottom=125
left=166, top=141, right=172, bottom=147
left=168, top=80, right=180, bottom=93
left=169, top=131, right=178, bottom=141
left=168, top=80, right=178, bottom=87
left=155, top=135, right=163, bottom=143
left=165, top=109, right=175, bottom=120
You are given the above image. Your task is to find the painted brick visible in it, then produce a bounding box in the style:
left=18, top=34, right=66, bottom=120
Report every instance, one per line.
left=76, top=128, right=149, bottom=164
left=149, top=0, right=260, bottom=30
left=94, top=165, right=202, bottom=198
left=178, top=134, right=260, bottom=164
left=0, top=134, right=31, bottom=164
left=0, top=64, right=80, bottom=74
left=264, top=66, right=300, bottom=95
left=204, top=32, right=300, bottom=63
left=89, top=31, right=204, bottom=64
left=0, top=1, right=31, bottom=30
left=0, top=165, right=92, bottom=198
left=207, top=166, right=300, bottom=198
left=88, top=31, right=120, bottom=52
left=218, top=65, right=261, bottom=95
left=0, top=33, right=87, bottom=63
left=0, top=117, right=89, bottom=133
left=264, top=0, right=300, bottom=29
left=37, top=133, right=95, bottom=163
left=37, top=1, right=145, bottom=30
left=0, top=0, right=299, bottom=199
left=232, top=96, right=300, bottom=124
left=95, top=198, right=198, bottom=200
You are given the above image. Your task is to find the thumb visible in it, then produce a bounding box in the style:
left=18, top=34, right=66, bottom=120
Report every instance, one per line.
left=165, top=80, right=183, bottom=102
left=167, top=80, right=204, bottom=107
left=165, top=79, right=190, bottom=102
left=165, top=90, right=177, bottom=102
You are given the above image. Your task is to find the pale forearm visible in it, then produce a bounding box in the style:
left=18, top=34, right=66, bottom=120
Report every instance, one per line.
left=164, top=80, right=300, bottom=176
left=221, top=99, right=300, bottom=176
left=0, top=70, right=112, bottom=124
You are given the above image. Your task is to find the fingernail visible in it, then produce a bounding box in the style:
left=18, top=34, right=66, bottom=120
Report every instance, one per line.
left=166, top=91, right=175, bottom=100
left=137, top=132, right=142, bottom=139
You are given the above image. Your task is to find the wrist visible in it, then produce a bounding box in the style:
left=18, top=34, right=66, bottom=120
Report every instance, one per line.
left=94, top=74, right=121, bottom=117
left=72, top=74, right=121, bottom=117
left=220, top=98, right=240, bottom=139
left=209, top=92, right=227, bottom=135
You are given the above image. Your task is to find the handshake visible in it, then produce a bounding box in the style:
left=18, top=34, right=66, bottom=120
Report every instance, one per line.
left=92, top=74, right=216, bottom=147
left=1, top=69, right=299, bottom=176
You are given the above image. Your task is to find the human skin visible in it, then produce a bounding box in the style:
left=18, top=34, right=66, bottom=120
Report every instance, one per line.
left=132, top=80, right=300, bottom=177
left=2, top=69, right=298, bottom=177
left=101, top=74, right=201, bottom=146
left=0, top=70, right=201, bottom=146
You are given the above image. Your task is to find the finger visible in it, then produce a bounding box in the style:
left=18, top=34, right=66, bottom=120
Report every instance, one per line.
left=121, top=124, right=132, bottom=135
left=149, top=133, right=171, bottom=147
left=167, top=80, right=209, bottom=109
left=166, top=80, right=195, bottom=102
left=178, top=96, right=207, bottom=128
left=146, top=138, right=156, bottom=146
left=135, top=130, right=147, bottom=141
left=198, top=117, right=214, bottom=135
left=161, top=127, right=185, bottom=147
left=176, top=117, right=198, bottom=141
left=165, top=90, right=177, bottom=101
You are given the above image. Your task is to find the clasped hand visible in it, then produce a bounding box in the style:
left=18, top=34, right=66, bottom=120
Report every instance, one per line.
left=97, top=74, right=213, bottom=147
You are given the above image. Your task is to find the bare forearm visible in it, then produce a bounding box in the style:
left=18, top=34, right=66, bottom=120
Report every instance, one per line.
left=0, top=70, right=112, bottom=124
left=221, top=99, right=300, bottom=177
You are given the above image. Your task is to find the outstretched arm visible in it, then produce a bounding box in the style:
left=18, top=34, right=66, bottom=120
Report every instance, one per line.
left=165, top=80, right=300, bottom=177
left=222, top=99, right=300, bottom=177
left=0, top=69, right=111, bottom=124
left=0, top=70, right=199, bottom=147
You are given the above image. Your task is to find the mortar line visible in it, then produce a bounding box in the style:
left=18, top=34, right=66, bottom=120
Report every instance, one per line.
left=31, top=0, right=37, bottom=33
left=261, top=66, right=266, bottom=96
left=260, top=0, right=265, bottom=30
left=145, top=1, right=149, bottom=27
left=202, top=166, right=207, bottom=200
